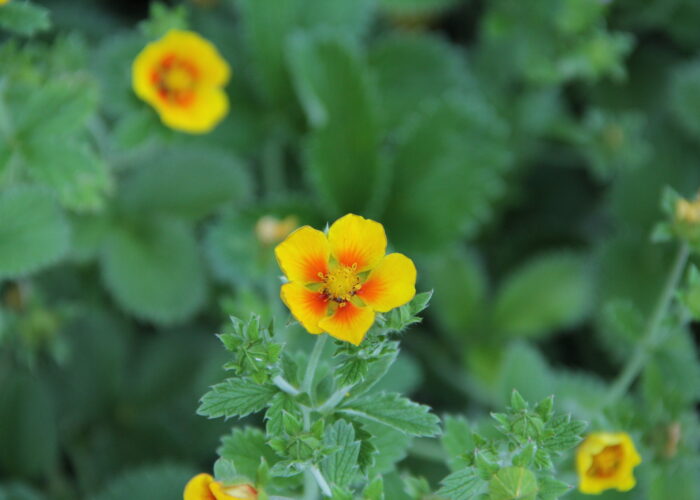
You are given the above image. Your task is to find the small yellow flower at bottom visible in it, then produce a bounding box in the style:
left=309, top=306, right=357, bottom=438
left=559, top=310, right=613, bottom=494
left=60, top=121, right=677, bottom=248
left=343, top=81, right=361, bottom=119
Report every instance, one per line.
left=676, top=198, right=700, bottom=224
left=132, top=29, right=230, bottom=134
left=184, top=473, right=258, bottom=500
left=576, top=432, right=642, bottom=495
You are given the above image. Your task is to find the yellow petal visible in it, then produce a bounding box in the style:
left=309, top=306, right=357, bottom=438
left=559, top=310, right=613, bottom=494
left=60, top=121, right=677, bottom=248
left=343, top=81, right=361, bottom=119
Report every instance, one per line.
left=275, top=226, right=330, bottom=284
left=131, top=29, right=230, bottom=134
left=357, top=253, right=416, bottom=312
left=183, top=473, right=215, bottom=500
left=576, top=432, right=642, bottom=495
left=210, top=482, right=258, bottom=500
left=158, top=30, right=231, bottom=87
left=155, top=86, right=229, bottom=134
left=281, top=283, right=328, bottom=334
left=318, top=303, right=375, bottom=345
left=328, top=214, right=386, bottom=271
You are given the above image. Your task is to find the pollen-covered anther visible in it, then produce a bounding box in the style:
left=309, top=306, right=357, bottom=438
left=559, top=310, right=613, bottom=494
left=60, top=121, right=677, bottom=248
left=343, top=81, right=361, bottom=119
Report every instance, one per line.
left=320, top=264, right=362, bottom=303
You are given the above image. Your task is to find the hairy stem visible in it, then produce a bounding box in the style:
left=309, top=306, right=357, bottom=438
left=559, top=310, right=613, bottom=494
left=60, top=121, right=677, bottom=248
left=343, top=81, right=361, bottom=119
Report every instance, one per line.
left=603, top=243, right=690, bottom=406
left=310, top=465, right=332, bottom=498
left=273, top=375, right=301, bottom=396
left=303, top=335, right=327, bottom=402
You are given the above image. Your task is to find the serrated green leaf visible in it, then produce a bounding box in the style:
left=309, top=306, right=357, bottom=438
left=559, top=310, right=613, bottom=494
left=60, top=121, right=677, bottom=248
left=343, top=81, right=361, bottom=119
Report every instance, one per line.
left=363, top=475, right=384, bottom=500
left=0, top=1, right=50, bottom=36
left=438, top=467, right=487, bottom=500
left=198, top=379, right=277, bottom=420
left=541, top=415, right=586, bottom=452
left=23, top=138, right=111, bottom=213
left=265, top=392, right=299, bottom=436
left=493, top=252, right=592, bottom=339
left=100, top=218, right=205, bottom=324
left=533, top=448, right=553, bottom=470
left=369, top=33, right=471, bottom=129
left=320, top=420, right=360, bottom=489
left=488, top=467, right=538, bottom=500
left=360, top=421, right=409, bottom=476
left=442, top=416, right=474, bottom=470
left=345, top=344, right=398, bottom=397
left=89, top=464, right=194, bottom=500
left=218, top=427, right=280, bottom=481
left=288, top=32, right=386, bottom=215
left=0, top=186, right=70, bottom=279
left=119, top=147, right=252, bottom=220
left=16, top=77, right=96, bottom=139
left=339, top=392, right=440, bottom=437
left=383, top=94, right=510, bottom=252
left=538, top=476, right=572, bottom=500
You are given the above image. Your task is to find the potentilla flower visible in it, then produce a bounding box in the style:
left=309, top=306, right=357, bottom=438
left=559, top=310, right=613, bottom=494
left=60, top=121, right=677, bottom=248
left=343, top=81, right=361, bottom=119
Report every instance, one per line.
left=132, top=29, right=230, bottom=134
left=676, top=198, right=700, bottom=224
left=184, top=473, right=258, bottom=500
left=576, top=432, right=642, bottom=495
left=274, top=214, right=417, bottom=345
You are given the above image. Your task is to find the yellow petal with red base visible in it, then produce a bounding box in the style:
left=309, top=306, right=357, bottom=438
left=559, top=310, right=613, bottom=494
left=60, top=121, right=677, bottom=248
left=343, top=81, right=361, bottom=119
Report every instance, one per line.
left=184, top=473, right=216, bottom=500
left=576, top=432, right=642, bottom=495
left=281, top=283, right=328, bottom=334
left=357, top=253, right=416, bottom=312
left=132, top=29, right=230, bottom=134
left=328, top=214, right=386, bottom=271
left=319, top=303, right=375, bottom=345
left=275, top=226, right=329, bottom=284
left=210, top=482, right=258, bottom=500
left=155, top=86, right=229, bottom=134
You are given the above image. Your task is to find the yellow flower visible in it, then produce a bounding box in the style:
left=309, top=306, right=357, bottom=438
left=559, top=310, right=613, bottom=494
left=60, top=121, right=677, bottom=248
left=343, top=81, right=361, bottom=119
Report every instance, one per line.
left=576, top=432, right=642, bottom=495
left=132, top=29, right=230, bottom=134
left=676, top=198, right=700, bottom=224
left=274, top=214, right=417, bottom=345
left=255, top=215, right=299, bottom=246
left=184, top=473, right=258, bottom=500
left=0, top=0, right=10, bottom=5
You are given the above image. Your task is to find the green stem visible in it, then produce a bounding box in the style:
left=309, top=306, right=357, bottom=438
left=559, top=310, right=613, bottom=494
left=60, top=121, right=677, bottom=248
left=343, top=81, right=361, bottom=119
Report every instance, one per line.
left=603, top=243, right=690, bottom=406
left=303, top=469, right=319, bottom=500
left=300, top=336, right=329, bottom=499
left=302, top=335, right=327, bottom=401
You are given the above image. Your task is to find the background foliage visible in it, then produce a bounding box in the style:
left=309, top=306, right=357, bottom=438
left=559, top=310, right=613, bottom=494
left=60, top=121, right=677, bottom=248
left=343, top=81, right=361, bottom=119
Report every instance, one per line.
left=1, top=0, right=699, bottom=498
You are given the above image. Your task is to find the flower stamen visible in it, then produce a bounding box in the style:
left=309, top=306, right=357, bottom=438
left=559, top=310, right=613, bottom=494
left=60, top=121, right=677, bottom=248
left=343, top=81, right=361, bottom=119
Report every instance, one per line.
left=320, top=264, right=362, bottom=303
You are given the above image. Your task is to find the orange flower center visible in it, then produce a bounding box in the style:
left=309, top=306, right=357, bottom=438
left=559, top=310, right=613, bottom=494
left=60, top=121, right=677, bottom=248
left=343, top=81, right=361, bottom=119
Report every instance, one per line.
left=320, top=264, right=361, bottom=303
left=587, top=444, right=624, bottom=479
left=151, top=54, right=198, bottom=107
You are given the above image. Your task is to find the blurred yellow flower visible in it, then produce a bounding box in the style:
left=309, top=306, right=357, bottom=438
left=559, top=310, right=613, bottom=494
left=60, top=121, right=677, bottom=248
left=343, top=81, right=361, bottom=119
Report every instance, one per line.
left=0, top=0, right=10, bottom=5
left=676, top=198, right=700, bottom=224
left=275, top=214, right=416, bottom=345
left=132, top=29, right=230, bottom=134
left=576, top=432, right=642, bottom=495
left=184, top=473, right=258, bottom=500
left=255, top=215, right=299, bottom=246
